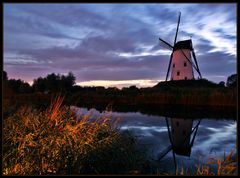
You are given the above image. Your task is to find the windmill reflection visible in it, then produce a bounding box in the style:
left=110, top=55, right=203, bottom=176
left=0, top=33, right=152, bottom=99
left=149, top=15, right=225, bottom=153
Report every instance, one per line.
left=171, top=118, right=193, bottom=156
left=158, top=117, right=201, bottom=170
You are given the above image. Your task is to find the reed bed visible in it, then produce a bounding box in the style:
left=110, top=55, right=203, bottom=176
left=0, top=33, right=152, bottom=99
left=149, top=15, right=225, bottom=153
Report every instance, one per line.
left=174, top=150, right=238, bottom=176
left=3, top=95, right=146, bottom=175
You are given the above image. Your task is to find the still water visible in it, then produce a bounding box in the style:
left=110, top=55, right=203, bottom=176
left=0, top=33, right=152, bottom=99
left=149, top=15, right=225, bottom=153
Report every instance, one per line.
left=71, top=106, right=237, bottom=174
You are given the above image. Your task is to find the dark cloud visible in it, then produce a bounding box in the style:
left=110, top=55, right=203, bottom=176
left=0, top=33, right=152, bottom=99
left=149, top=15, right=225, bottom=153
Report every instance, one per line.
left=193, top=39, right=216, bottom=54
left=8, top=4, right=107, bottom=29
left=4, top=10, right=81, bottom=42
left=3, top=3, right=236, bottom=87
left=197, top=51, right=236, bottom=82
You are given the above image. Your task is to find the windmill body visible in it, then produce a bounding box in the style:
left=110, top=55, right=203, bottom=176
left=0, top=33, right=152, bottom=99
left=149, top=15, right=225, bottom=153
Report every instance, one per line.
left=171, top=40, right=194, bottom=80
left=159, top=12, right=202, bottom=81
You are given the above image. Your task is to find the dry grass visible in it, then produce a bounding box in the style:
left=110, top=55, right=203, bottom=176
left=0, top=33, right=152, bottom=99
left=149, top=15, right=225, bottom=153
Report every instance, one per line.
left=206, top=150, right=238, bottom=176
left=174, top=150, right=237, bottom=176
left=3, top=94, right=145, bottom=175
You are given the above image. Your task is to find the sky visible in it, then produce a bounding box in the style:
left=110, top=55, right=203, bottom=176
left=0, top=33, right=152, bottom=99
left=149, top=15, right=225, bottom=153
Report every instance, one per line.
left=3, top=3, right=237, bottom=89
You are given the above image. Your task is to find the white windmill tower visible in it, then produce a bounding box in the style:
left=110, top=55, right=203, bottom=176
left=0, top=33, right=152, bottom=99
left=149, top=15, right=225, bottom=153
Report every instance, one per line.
left=159, top=12, right=202, bottom=81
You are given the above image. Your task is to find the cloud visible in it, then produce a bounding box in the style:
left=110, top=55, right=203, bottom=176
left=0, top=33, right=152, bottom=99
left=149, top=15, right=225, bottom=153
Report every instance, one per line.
left=3, top=3, right=236, bottom=87
left=197, top=51, right=236, bottom=82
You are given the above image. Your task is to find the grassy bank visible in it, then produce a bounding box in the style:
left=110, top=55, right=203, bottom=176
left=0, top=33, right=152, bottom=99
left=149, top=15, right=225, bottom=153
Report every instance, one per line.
left=3, top=79, right=237, bottom=116
left=66, top=80, right=237, bottom=109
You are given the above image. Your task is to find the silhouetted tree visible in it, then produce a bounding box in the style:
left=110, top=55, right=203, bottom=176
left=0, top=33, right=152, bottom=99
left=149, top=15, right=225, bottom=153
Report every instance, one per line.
left=61, top=72, right=76, bottom=92
left=3, top=71, right=8, bottom=81
left=66, top=72, right=76, bottom=86
left=129, top=85, right=138, bottom=90
left=218, top=81, right=225, bottom=87
left=46, top=73, right=61, bottom=92
left=32, top=77, right=46, bottom=92
left=226, top=74, right=237, bottom=87
left=8, top=79, right=32, bottom=93
left=32, top=72, right=76, bottom=93
left=2, top=71, right=13, bottom=97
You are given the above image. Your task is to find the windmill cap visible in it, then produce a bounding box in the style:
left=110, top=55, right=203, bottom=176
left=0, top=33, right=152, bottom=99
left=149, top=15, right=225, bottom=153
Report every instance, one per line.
left=173, top=39, right=193, bottom=51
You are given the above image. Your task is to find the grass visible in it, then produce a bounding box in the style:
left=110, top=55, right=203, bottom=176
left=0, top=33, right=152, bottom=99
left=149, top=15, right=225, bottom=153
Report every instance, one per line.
left=205, top=150, right=238, bottom=175
left=3, top=94, right=147, bottom=175
left=174, top=150, right=238, bottom=176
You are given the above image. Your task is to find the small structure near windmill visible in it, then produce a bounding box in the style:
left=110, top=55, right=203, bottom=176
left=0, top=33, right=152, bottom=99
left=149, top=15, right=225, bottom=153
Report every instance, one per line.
left=159, top=12, right=202, bottom=81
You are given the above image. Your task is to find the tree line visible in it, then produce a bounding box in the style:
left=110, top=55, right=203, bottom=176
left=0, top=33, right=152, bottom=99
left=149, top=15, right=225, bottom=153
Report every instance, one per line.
left=3, top=71, right=75, bottom=94
left=2, top=70, right=237, bottom=95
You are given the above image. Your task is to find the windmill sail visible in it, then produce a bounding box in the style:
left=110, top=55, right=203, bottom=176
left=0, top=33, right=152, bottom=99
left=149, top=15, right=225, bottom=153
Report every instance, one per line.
left=174, top=12, right=181, bottom=45
left=159, top=38, right=173, bottom=50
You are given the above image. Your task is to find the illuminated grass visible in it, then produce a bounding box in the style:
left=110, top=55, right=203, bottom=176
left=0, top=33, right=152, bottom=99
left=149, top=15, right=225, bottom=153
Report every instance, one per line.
left=175, top=150, right=237, bottom=176
left=3, top=95, right=146, bottom=175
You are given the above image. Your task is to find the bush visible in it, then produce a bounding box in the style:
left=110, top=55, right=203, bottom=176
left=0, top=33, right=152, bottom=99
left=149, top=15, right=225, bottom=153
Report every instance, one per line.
left=3, top=95, right=146, bottom=175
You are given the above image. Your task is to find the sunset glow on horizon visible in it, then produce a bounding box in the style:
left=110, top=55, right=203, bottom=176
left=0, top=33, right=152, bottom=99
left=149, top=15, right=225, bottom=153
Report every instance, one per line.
left=77, top=79, right=162, bottom=89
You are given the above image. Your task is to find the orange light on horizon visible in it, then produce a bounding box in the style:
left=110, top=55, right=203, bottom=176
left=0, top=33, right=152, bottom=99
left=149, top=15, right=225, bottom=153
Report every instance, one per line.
left=76, top=79, right=162, bottom=89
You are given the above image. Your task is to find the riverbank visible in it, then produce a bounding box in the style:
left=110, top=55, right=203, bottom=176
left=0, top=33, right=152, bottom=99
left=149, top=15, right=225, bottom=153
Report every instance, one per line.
left=67, top=87, right=236, bottom=107
left=3, top=86, right=237, bottom=120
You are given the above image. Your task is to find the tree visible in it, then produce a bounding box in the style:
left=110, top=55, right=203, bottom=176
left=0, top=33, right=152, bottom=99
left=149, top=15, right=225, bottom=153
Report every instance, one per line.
left=3, top=71, right=8, bottom=81
left=2, top=71, right=13, bottom=97
left=65, top=72, right=76, bottom=87
left=218, top=81, right=225, bottom=87
left=32, top=77, right=46, bottom=92
left=226, top=74, right=237, bottom=87
left=32, top=72, right=76, bottom=93
left=60, top=72, right=76, bottom=92
left=46, top=73, right=61, bottom=92
left=8, top=79, right=32, bottom=93
left=19, top=82, right=32, bottom=93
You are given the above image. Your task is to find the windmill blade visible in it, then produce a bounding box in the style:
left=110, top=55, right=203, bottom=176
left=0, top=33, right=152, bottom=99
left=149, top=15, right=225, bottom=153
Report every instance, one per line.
left=165, top=52, right=174, bottom=81
left=190, top=119, right=202, bottom=147
left=180, top=49, right=199, bottom=73
left=172, top=150, right=177, bottom=171
left=165, top=117, right=177, bottom=171
left=159, top=38, right=173, bottom=50
left=158, top=145, right=172, bottom=160
left=192, top=49, right=202, bottom=79
left=174, top=12, right=181, bottom=45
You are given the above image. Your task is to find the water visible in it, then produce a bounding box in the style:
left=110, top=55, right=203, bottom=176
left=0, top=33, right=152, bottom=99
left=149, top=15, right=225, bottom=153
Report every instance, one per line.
left=71, top=106, right=237, bottom=174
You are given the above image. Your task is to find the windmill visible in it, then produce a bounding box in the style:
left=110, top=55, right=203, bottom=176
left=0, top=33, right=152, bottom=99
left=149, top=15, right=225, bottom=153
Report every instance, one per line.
left=159, top=12, right=202, bottom=81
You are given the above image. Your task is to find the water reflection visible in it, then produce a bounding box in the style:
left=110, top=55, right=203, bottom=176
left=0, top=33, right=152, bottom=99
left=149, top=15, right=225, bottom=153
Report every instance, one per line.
left=171, top=118, right=194, bottom=156
left=71, top=106, right=236, bottom=174
left=158, top=117, right=202, bottom=171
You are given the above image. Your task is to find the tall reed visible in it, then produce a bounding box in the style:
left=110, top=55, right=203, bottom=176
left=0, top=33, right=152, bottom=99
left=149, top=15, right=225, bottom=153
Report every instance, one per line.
left=3, top=95, right=145, bottom=175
